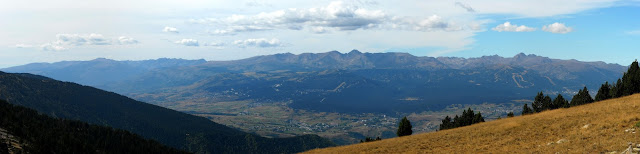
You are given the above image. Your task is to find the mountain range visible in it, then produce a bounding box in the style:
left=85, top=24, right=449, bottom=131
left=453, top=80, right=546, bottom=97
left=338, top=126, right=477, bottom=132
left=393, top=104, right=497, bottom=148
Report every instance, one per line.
left=2, top=51, right=626, bottom=114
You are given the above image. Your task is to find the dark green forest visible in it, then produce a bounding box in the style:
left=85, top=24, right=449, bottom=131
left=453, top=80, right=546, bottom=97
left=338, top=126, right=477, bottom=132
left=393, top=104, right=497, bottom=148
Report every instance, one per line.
left=0, top=99, right=187, bottom=154
left=0, top=71, right=335, bottom=153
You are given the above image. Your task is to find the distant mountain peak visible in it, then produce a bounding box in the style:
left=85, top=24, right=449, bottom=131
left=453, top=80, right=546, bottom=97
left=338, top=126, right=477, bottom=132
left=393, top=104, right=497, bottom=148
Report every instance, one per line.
left=348, top=49, right=362, bottom=54
left=327, top=50, right=342, bottom=55
left=91, top=57, right=115, bottom=62
left=513, top=53, right=541, bottom=59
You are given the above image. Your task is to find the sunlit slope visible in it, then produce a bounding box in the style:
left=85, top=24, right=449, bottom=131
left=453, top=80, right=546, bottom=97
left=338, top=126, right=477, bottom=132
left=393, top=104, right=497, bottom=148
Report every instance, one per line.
left=306, top=94, right=640, bottom=153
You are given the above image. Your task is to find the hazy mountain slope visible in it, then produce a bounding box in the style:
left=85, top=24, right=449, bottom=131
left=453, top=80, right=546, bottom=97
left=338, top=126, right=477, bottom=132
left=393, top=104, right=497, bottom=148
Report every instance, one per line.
left=0, top=100, right=187, bottom=154
left=1, top=58, right=207, bottom=92
left=1, top=52, right=626, bottom=114
left=437, top=53, right=624, bottom=84
left=0, top=71, right=335, bottom=153
left=206, top=50, right=448, bottom=71
left=305, top=94, right=640, bottom=153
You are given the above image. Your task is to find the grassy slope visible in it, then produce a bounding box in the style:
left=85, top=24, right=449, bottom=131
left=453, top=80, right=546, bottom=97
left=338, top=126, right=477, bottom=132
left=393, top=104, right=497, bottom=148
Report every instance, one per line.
left=306, top=94, right=640, bottom=153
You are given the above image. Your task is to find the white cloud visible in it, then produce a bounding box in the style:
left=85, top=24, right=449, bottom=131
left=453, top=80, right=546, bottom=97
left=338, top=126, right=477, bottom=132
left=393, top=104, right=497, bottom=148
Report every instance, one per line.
left=55, top=33, right=111, bottom=46
left=396, top=15, right=462, bottom=31
left=163, top=26, right=179, bottom=33
left=203, top=42, right=225, bottom=47
left=310, top=26, right=330, bottom=34
left=542, top=22, right=573, bottom=34
left=207, top=26, right=272, bottom=35
left=14, top=44, right=33, bottom=48
left=174, top=39, right=199, bottom=46
left=234, top=38, right=282, bottom=48
left=192, top=1, right=462, bottom=34
left=455, top=2, right=475, bottom=12
left=40, top=43, right=66, bottom=51
left=25, top=33, right=138, bottom=51
left=118, top=36, right=138, bottom=44
left=491, top=22, right=535, bottom=32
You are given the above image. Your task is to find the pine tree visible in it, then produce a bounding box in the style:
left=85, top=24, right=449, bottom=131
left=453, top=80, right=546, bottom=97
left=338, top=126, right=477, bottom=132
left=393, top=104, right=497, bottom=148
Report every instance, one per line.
left=595, top=82, right=612, bottom=101
left=473, top=112, right=485, bottom=123
left=582, top=87, right=594, bottom=104
left=542, top=95, right=552, bottom=111
left=570, top=87, right=594, bottom=106
left=453, top=115, right=460, bottom=128
left=532, top=91, right=545, bottom=112
left=521, top=104, right=533, bottom=115
left=396, top=116, right=412, bottom=137
left=612, top=78, right=624, bottom=98
left=439, top=116, right=453, bottom=130
left=622, top=60, right=640, bottom=95
left=552, top=94, right=568, bottom=109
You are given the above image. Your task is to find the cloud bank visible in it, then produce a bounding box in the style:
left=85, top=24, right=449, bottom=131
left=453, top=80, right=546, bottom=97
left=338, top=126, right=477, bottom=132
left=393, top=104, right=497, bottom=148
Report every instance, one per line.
left=234, top=38, right=282, bottom=48
left=175, top=39, right=199, bottom=46
left=193, top=1, right=464, bottom=35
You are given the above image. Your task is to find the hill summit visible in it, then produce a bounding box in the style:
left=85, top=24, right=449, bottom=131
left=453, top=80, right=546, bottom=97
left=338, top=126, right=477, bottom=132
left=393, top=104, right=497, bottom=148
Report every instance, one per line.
left=306, top=94, right=640, bottom=153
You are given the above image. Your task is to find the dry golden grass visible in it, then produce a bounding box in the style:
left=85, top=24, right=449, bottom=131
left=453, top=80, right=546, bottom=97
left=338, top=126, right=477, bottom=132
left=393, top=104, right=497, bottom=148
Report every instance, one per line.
left=305, top=94, right=640, bottom=153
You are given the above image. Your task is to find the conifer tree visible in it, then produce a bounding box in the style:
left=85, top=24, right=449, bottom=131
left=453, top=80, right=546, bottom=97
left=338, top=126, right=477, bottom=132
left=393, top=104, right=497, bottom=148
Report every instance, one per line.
left=521, top=104, right=533, bottom=115
left=552, top=94, right=569, bottom=109
left=473, top=112, right=485, bottom=123
left=595, top=82, right=612, bottom=101
left=570, top=87, right=594, bottom=106
left=453, top=115, right=460, bottom=128
left=532, top=91, right=545, bottom=112
left=622, top=60, right=640, bottom=95
left=439, top=116, right=453, bottom=130
left=542, top=95, right=552, bottom=111
left=507, top=112, right=514, bottom=117
left=582, top=87, right=594, bottom=104
left=396, top=117, right=412, bottom=137
left=612, top=78, right=624, bottom=98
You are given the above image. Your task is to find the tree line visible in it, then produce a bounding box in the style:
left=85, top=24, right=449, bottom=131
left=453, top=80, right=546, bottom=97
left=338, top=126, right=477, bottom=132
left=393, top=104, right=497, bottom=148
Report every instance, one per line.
left=439, top=108, right=485, bottom=130
left=521, top=60, right=640, bottom=115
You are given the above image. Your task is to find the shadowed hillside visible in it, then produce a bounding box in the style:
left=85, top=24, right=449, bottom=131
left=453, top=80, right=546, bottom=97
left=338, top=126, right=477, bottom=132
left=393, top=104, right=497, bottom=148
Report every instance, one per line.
left=0, top=71, right=334, bottom=153
left=0, top=100, right=188, bottom=154
left=306, top=94, right=640, bottom=153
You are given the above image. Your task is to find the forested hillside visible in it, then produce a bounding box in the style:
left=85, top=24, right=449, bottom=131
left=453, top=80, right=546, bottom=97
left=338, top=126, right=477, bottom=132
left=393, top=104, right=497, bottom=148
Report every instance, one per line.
left=0, top=71, right=334, bottom=153
left=0, top=99, right=187, bottom=153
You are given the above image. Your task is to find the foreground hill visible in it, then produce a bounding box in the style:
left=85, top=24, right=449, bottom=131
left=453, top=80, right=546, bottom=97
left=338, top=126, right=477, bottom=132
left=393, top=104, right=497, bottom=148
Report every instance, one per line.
left=0, top=71, right=334, bottom=153
left=306, top=94, right=640, bottom=153
left=0, top=100, right=187, bottom=153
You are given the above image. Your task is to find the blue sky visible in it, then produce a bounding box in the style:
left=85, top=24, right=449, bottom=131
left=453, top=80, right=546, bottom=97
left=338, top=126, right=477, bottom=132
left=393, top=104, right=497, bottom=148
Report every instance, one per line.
left=1, top=0, right=639, bottom=68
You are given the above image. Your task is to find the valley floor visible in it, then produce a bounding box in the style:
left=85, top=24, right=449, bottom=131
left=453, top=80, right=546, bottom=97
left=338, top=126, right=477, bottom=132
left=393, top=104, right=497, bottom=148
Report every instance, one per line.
left=158, top=99, right=524, bottom=145
left=305, top=94, right=640, bottom=153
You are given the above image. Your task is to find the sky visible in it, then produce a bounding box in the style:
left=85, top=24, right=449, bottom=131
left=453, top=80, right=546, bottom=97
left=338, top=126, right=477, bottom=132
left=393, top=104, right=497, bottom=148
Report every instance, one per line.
left=1, top=0, right=640, bottom=68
